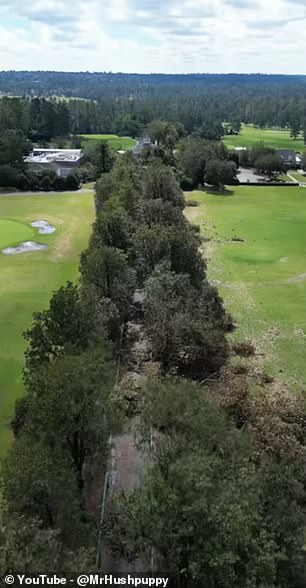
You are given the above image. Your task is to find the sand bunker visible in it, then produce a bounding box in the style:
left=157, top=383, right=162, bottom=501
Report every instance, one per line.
left=31, top=220, right=56, bottom=234
left=2, top=241, right=48, bottom=255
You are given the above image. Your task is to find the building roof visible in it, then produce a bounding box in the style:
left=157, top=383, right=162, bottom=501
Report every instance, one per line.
left=133, top=136, right=154, bottom=155
left=25, top=148, right=83, bottom=165
left=276, top=149, right=297, bottom=160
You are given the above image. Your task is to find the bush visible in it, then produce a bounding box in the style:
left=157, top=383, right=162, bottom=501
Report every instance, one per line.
left=179, top=174, right=195, bottom=191
left=0, top=164, right=18, bottom=188
left=15, top=173, right=30, bottom=191
left=54, top=176, right=66, bottom=191
left=29, top=176, right=40, bottom=191
left=66, top=174, right=80, bottom=191
left=40, top=175, right=53, bottom=191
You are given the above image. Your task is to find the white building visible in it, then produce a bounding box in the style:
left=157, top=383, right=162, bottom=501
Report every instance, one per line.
left=25, top=148, right=83, bottom=177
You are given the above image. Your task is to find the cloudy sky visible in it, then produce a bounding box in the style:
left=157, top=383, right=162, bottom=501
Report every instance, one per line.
left=0, top=0, right=305, bottom=73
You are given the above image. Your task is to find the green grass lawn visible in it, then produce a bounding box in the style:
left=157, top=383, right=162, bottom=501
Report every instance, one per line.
left=0, top=192, right=94, bottom=460
left=287, top=170, right=306, bottom=182
left=81, top=134, right=136, bottom=150
left=224, top=124, right=305, bottom=152
left=82, top=181, right=95, bottom=190
left=185, top=187, right=306, bottom=387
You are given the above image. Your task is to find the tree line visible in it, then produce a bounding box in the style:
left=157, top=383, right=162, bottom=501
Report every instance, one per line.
left=1, top=91, right=305, bottom=192
left=2, top=73, right=306, bottom=139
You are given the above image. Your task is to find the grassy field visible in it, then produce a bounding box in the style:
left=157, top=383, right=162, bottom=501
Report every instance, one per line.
left=185, top=187, right=306, bottom=388
left=0, top=192, right=94, bottom=459
left=81, top=134, right=136, bottom=150
left=287, top=170, right=306, bottom=182
left=224, top=125, right=305, bottom=152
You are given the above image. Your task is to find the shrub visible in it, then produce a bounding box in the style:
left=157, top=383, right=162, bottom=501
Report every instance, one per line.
left=40, top=175, right=53, bottom=191
left=15, top=173, right=30, bottom=191
left=0, top=164, right=17, bottom=188
left=66, top=174, right=80, bottom=191
left=54, top=176, right=66, bottom=191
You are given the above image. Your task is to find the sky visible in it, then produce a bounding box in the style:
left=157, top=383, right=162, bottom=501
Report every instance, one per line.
left=0, top=0, right=305, bottom=74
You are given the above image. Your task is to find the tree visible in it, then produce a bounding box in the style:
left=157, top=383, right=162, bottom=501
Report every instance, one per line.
left=54, top=102, right=71, bottom=136
left=92, top=207, right=132, bottom=253
left=2, top=436, right=87, bottom=545
left=80, top=245, right=136, bottom=320
left=71, top=135, right=83, bottom=149
left=193, top=120, right=224, bottom=141
left=22, top=347, right=114, bottom=489
left=249, top=145, right=275, bottom=166
left=290, top=120, right=300, bottom=140
left=107, top=380, right=306, bottom=588
left=0, top=164, right=17, bottom=188
left=204, top=159, right=237, bottom=190
left=177, top=138, right=228, bottom=188
left=24, top=282, right=98, bottom=378
left=144, top=270, right=228, bottom=379
left=303, top=119, right=306, bottom=146
left=143, top=161, right=185, bottom=208
left=146, top=120, right=180, bottom=148
left=132, top=217, right=205, bottom=287
left=0, top=513, right=95, bottom=575
left=254, top=154, right=284, bottom=176
left=94, top=141, right=114, bottom=177
left=0, top=130, right=30, bottom=166
left=111, top=154, right=141, bottom=215
left=115, top=113, right=142, bottom=137
left=95, top=173, right=114, bottom=212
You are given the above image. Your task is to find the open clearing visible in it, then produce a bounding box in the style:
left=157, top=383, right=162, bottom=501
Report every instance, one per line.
left=185, top=187, right=306, bottom=388
left=81, top=134, right=136, bottom=150
left=0, top=192, right=94, bottom=459
left=224, top=124, right=305, bottom=151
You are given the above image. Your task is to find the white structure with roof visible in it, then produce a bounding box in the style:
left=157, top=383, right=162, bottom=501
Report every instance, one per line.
left=25, top=148, right=83, bottom=177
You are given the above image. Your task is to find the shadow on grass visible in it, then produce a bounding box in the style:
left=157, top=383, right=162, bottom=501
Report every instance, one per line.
left=206, top=187, right=235, bottom=197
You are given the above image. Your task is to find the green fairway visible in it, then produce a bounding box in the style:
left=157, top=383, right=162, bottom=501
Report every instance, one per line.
left=0, top=192, right=94, bottom=459
left=81, top=134, right=136, bottom=150
left=185, top=187, right=306, bottom=387
left=0, top=220, right=34, bottom=248
left=224, top=124, right=305, bottom=152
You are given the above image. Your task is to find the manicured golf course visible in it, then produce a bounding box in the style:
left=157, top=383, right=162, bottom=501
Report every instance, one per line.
left=186, top=186, right=306, bottom=387
left=224, top=124, right=305, bottom=152
left=81, top=134, right=136, bottom=150
left=0, top=192, right=94, bottom=459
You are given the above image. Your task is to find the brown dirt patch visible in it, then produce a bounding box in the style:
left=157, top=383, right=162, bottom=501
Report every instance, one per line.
left=52, top=218, right=77, bottom=261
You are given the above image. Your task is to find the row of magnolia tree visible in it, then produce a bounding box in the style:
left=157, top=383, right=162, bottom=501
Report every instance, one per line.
left=0, top=153, right=229, bottom=573
left=94, top=159, right=306, bottom=585
left=1, top=153, right=306, bottom=585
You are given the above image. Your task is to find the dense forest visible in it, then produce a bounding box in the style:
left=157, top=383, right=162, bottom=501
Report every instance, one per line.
left=1, top=72, right=306, bottom=133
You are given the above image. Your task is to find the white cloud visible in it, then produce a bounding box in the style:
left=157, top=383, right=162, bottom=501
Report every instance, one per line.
left=0, top=0, right=305, bottom=72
